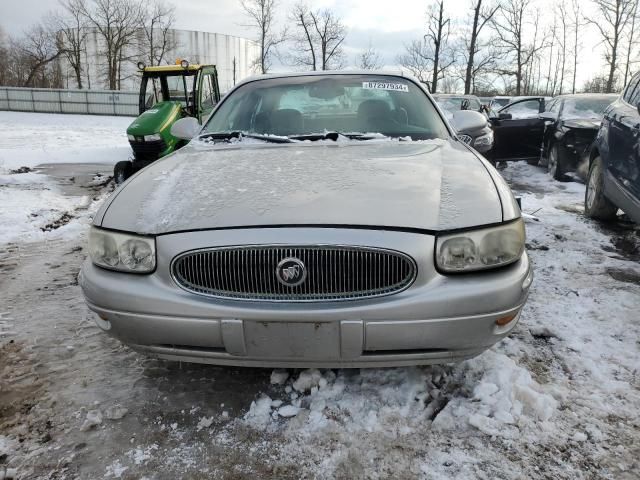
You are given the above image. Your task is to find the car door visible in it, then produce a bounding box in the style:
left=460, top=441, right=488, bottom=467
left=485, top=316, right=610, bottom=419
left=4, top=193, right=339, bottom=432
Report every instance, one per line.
left=540, top=98, right=562, bottom=156
left=608, top=73, right=640, bottom=200
left=197, top=67, right=221, bottom=123
left=490, top=98, right=546, bottom=161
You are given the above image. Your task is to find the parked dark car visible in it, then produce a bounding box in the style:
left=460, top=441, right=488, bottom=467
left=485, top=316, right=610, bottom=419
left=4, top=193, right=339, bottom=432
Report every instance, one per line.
left=432, top=94, right=485, bottom=114
left=585, top=72, right=640, bottom=223
left=434, top=95, right=494, bottom=153
left=487, top=96, right=547, bottom=163
left=538, top=94, right=617, bottom=180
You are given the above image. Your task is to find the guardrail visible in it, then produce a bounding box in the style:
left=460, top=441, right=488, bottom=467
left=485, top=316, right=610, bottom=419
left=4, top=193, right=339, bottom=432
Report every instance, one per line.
left=0, top=86, right=138, bottom=116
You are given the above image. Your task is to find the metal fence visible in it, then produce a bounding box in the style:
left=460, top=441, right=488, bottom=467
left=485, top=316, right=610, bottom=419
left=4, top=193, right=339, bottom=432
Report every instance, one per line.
left=0, top=87, right=138, bottom=116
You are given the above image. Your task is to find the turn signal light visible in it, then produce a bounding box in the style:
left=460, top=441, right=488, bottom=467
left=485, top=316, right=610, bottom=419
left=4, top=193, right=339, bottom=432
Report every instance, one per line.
left=495, top=313, right=518, bottom=326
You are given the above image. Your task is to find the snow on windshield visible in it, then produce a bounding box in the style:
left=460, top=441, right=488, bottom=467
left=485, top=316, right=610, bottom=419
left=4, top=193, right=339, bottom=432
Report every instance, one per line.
left=562, top=97, right=614, bottom=119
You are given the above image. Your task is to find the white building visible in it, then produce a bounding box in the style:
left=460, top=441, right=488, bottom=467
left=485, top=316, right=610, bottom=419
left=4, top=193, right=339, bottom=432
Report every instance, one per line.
left=61, top=28, right=260, bottom=92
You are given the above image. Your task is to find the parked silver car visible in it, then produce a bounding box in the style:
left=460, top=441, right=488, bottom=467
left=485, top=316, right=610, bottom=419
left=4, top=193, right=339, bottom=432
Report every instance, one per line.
left=80, top=72, right=532, bottom=368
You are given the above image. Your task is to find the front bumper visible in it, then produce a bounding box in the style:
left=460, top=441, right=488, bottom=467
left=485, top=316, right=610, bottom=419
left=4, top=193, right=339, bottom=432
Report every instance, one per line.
left=80, top=228, right=532, bottom=368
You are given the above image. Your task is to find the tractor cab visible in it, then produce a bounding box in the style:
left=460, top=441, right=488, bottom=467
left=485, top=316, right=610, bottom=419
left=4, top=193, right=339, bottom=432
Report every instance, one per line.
left=114, top=60, right=220, bottom=183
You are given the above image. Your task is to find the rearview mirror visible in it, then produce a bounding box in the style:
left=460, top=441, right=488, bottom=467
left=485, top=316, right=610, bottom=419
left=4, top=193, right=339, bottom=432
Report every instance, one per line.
left=170, top=117, right=201, bottom=140
left=499, top=112, right=512, bottom=120
left=450, top=110, right=487, bottom=133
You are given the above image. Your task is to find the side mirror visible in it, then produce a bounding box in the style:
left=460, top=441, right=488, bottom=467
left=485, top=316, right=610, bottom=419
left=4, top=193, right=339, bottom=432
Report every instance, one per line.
left=170, top=117, right=201, bottom=140
left=450, top=110, right=487, bottom=133
left=498, top=112, right=512, bottom=120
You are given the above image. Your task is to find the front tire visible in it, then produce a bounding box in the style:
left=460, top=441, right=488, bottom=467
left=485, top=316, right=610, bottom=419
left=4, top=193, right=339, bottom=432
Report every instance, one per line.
left=114, top=161, right=133, bottom=185
left=585, top=156, right=617, bottom=220
left=547, top=144, right=566, bottom=180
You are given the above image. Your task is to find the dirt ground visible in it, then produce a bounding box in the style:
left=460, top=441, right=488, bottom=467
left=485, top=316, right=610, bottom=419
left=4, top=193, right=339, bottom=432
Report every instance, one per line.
left=1, top=160, right=639, bottom=480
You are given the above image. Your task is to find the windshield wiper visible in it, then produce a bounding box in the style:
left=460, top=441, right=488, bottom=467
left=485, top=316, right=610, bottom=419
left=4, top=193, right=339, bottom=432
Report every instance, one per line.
left=199, top=131, right=294, bottom=144
left=288, top=131, right=390, bottom=141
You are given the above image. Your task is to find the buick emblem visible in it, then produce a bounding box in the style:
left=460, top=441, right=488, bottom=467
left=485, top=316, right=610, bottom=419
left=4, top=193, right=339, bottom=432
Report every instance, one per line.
left=276, top=257, right=307, bottom=287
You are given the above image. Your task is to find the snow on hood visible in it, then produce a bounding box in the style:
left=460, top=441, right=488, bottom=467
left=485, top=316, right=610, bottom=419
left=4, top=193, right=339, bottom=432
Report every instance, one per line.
left=562, top=118, right=602, bottom=129
left=98, top=139, right=503, bottom=234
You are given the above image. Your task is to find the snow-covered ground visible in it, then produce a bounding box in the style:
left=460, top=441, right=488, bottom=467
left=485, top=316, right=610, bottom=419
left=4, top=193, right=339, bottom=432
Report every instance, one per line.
left=0, top=112, right=638, bottom=479
left=0, top=112, right=131, bottom=244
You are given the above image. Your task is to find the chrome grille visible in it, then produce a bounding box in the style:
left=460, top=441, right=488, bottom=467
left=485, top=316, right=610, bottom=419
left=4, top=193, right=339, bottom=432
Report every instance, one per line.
left=171, top=245, right=417, bottom=302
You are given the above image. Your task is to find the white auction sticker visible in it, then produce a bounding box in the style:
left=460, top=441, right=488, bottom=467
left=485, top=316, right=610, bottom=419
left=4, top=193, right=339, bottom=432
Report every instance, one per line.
left=362, top=81, right=409, bottom=92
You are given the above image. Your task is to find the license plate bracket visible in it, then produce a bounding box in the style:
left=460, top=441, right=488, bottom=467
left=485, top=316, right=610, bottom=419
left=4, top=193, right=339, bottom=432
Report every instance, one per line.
left=243, top=321, right=340, bottom=359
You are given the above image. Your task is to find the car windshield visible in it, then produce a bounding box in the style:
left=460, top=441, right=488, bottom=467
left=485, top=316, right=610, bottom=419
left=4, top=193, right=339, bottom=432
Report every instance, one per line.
left=435, top=96, right=482, bottom=112
left=202, top=75, right=449, bottom=140
left=492, top=98, right=510, bottom=107
left=561, top=97, right=615, bottom=119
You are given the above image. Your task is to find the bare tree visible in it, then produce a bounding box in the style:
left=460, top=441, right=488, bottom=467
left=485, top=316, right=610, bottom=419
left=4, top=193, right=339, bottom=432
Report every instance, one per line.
left=555, top=3, right=569, bottom=94
left=398, top=1, right=455, bottom=92
left=490, top=0, right=544, bottom=95
left=289, top=3, right=346, bottom=71
left=80, top=0, right=145, bottom=90
left=570, top=0, right=583, bottom=93
left=290, top=3, right=317, bottom=69
left=426, top=1, right=452, bottom=93
left=0, top=27, right=8, bottom=87
left=310, top=8, right=347, bottom=70
left=397, top=39, right=433, bottom=85
left=240, top=0, right=286, bottom=74
left=55, top=0, right=88, bottom=89
left=622, top=0, right=639, bottom=86
left=141, top=0, right=177, bottom=67
left=463, top=0, right=499, bottom=94
left=357, top=42, right=382, bottom=70
left=13, top=23, right=65, bottom=87
left=588, top=0, right=637, bottom=93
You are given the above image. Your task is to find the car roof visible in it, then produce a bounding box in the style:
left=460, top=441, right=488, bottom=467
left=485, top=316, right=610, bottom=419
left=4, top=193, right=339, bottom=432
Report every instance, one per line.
left=432, top=94, right=481, bottom=100
left=236, top=69, right=413, bottom=87
left=554, top=93, right=618, bottom=99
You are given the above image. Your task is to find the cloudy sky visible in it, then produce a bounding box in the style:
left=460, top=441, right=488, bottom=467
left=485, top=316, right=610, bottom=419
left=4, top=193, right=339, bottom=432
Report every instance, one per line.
left=1, top=0, right=607, bottom=88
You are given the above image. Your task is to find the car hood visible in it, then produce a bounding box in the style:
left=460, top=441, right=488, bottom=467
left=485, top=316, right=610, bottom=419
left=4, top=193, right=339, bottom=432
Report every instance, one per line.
left=98, top=139, right=504, bottom=234
left=562, top=118, right=601, bottom=129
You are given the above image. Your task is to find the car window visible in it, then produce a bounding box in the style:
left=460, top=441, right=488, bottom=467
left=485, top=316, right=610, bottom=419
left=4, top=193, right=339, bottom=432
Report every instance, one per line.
left=546, top=99, right=560, bottom=113
left=561, top=97, right=616, bottom=119
left=435, top=96, right=482, bottom=112
left=503, top=99, right=540, bottom=119
left=626, top=74, right=640, bottom=106
left=203, top=75, right=450, bottom=140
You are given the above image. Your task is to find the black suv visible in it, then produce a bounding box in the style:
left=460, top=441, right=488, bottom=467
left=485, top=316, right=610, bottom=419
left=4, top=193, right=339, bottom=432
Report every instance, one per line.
left=586, top=72, right=640, bottom=223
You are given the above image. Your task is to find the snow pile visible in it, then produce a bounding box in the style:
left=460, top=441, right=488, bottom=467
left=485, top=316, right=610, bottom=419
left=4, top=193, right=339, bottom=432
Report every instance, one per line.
left=432, top=350, right=558, bottom=438
left=0, top=112, right=125, bottom=245
left=0, top=111, right=131, bottom=172
left=0, top=174, right=91, bottom=244
left=245, top=356, right=556, bottom=440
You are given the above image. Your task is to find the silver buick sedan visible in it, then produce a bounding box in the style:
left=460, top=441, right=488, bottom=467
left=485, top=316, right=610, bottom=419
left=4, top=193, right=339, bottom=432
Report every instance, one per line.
left=80, top=72, right=532, bottom=368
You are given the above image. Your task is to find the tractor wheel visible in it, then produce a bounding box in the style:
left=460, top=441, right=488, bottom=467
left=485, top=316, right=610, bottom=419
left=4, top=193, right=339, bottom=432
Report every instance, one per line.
left=114, top=161, right=133, bottom=185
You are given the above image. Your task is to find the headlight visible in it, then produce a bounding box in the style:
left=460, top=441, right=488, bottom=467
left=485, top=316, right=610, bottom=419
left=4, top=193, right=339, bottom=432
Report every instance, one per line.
left=88, top=227, right=156, bottom=273
left=436, top=219, right=525, bottom=272
left=127, top=134, right=135, bottom=141
left=144, top=133, right=162, bottom=142
left=474, top=131, right=494, bottom=147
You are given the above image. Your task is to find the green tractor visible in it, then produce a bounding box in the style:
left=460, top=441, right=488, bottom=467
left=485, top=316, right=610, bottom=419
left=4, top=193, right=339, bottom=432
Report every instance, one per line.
left=114, top=60, right=221, bottom=183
